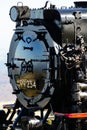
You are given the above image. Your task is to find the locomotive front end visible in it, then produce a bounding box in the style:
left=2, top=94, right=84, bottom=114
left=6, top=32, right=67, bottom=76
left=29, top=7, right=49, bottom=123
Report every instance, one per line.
left=7, top=3, right=61, bottom=109
left=5, top=1, right=87, bottom=130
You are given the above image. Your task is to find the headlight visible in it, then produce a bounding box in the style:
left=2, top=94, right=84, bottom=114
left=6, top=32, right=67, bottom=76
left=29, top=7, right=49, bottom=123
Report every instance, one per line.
left=9, top=3, right=30, bottom=22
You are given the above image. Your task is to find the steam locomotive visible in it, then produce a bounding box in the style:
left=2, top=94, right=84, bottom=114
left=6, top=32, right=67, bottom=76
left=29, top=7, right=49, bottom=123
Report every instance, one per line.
left=1, top=1, right=87, bottom=130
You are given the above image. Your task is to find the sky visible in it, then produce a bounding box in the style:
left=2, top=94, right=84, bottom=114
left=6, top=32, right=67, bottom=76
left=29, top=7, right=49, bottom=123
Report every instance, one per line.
left=0, top=0, right=84, bottom=103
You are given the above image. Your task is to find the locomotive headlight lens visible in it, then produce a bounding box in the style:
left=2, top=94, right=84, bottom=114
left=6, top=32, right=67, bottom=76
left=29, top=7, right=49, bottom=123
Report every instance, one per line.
left=10, top=6, right=19, bottom=21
